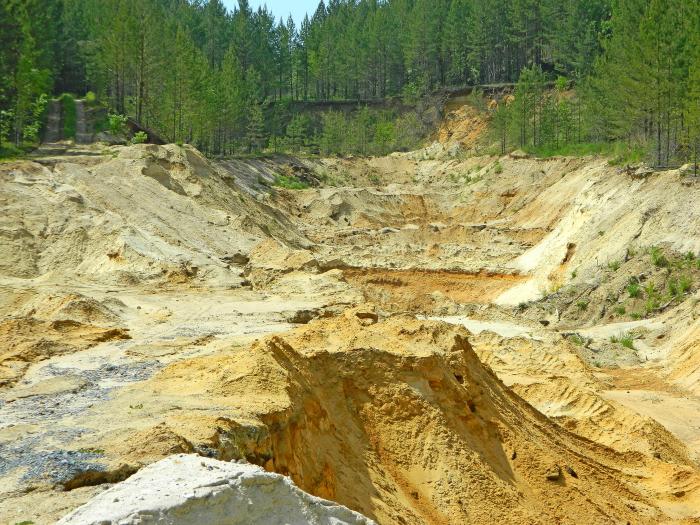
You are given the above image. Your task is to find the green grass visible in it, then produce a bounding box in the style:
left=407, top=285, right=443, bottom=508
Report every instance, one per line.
left=644, top=282, right=657, bottom=298
left=576, top=300, right=589, bottom=311
left=614, top=305, right=626, bottom=315
left=569, top=334, right=585, bottom=346
left=645, top=296, right=660, bottom=315
left=273, top=174, right=309, bottom=190
left=493, top=160, right=503, bottom=174
left=627, top=282, right=641, bottom=298
left=59, top=93, right=76, bottom=140
left=668, top=278, right=680, bottom=297
left=650, top=246, right=669, bottom=268
left=679, top=275, right=692, bottom=294
left=619, top=334, right=635, bottom=349
left=0, top=141, right=26, bottom=159
left=523, top=141, right=645, bottom=165
left=608, top=260, right=620, bottom=271
left=611, top=332, right=635, bottom=349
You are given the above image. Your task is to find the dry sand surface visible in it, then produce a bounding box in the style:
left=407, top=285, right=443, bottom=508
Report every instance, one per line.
left=2, top=129, right=700, bottom=523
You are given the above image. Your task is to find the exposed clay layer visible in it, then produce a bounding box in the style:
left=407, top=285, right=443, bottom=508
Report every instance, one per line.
left=344, top=268, right=525, bottom=310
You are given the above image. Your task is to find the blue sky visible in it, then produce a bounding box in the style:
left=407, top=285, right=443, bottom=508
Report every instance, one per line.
left=222, top=0, right=319, bottom=24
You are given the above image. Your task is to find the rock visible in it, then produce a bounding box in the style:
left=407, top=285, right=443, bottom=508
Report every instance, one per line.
left=565, top=465, right=578, bottom=479
left=248, top=239, right=319, bottom=273
left=678, top=163, right=697, bottom=176
left=57, top=454, right=376, bottom=525
left=632, top=165, right=654, bottom=179
left=95, top=131, right=127, bottom=145
left=509, top=149, right=529, bottom=159
left=286, top=308, right=320, bottom=324
left=545, top=465, right=561, bottom=481
left=221, top=252, right=249, bottom=265
left=354, top=310, right=379, bottom=325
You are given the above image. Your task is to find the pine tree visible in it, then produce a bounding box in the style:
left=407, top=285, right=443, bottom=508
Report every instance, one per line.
left=246, top=100, right=265, bottom=152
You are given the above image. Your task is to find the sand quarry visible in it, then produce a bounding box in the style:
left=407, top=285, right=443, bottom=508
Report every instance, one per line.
left=2, top=113, right=700, bottom=523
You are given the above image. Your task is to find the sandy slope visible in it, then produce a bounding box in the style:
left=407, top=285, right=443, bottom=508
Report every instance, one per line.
left=1, top=139, right=700, bottom=524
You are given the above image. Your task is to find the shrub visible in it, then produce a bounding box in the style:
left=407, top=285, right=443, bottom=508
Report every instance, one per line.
left=650, top=246, right=669, bottom=268
left=645, top=296, right=659, bottom=315
left=611, top=332, right=634, bottom=349
left=493, top=160, right=503, bottom=174
left=619, top=334, right=635, bottom=349
left=668, top=279, right=679, bottom=297
left=569, top=334, right=585, bottom=346
left=644, top=282, right=656, bottom=298
left=571, top=269, right=577, bottom=279
left=108, top=113, right=128, bottom=136
left=131, top=131, right=148, bottom=144
left=273, top=174, right=309, bottom=190
left=627, top=283, right=641, bottom=298
left=630, top=312, right=642, bottom=320
left=85, top=91, right=97, bottom=105
left=679, top=275, right=692, bottom=294
left=614, top=305, right=626, bottom=315
left=608, top=260, right=620, bottom=271
left=576, top=300, right=589, bottom=311
left=0, top=140, right=24, bottom=158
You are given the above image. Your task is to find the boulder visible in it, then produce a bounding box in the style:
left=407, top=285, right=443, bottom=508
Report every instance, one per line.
left=57, top=454, right=375, bottom=525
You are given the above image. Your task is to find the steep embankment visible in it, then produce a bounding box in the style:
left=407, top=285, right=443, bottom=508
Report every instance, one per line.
left=0, top=144, right=306, bottom=285
left=276, top=153, right=700, bottom=310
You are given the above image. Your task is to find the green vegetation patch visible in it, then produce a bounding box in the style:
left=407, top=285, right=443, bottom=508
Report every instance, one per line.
left=610, top=332, right=635, bottom=349
left=131, top=131, right=148, bottom=144
left=650, top=246, right=669, bottom=268
left=273, top=174, right=309, bottom=190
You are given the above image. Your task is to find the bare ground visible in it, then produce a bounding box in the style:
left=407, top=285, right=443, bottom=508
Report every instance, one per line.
left=2, top=134, right=700, bottom=523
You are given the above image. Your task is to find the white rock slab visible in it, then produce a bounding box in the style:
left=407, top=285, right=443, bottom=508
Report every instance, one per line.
left=57, top=454, right=376, bottom=525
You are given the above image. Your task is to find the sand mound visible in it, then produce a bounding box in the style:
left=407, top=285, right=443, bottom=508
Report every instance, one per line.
left=87, top=307, right=674, bottom=524
left=469, top=331, right=694, bottom=462
left=15, top=292, right=123, bottom=325
left=0, top=144, right=307, bottom=286
left=58, top=454, right=374, bottom=525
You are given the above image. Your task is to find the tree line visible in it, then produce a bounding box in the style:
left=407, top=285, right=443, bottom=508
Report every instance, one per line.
left=492, top=0, right=700, bottom=168
left=0, top=0, right=608, bottom=155
left=1, top=0, right=699, bottom=167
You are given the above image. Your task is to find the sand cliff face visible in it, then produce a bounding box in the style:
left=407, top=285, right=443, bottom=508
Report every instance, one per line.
left=100, top=307, right=680, bottom=524
left=1, top=139, right=700, bottom=524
